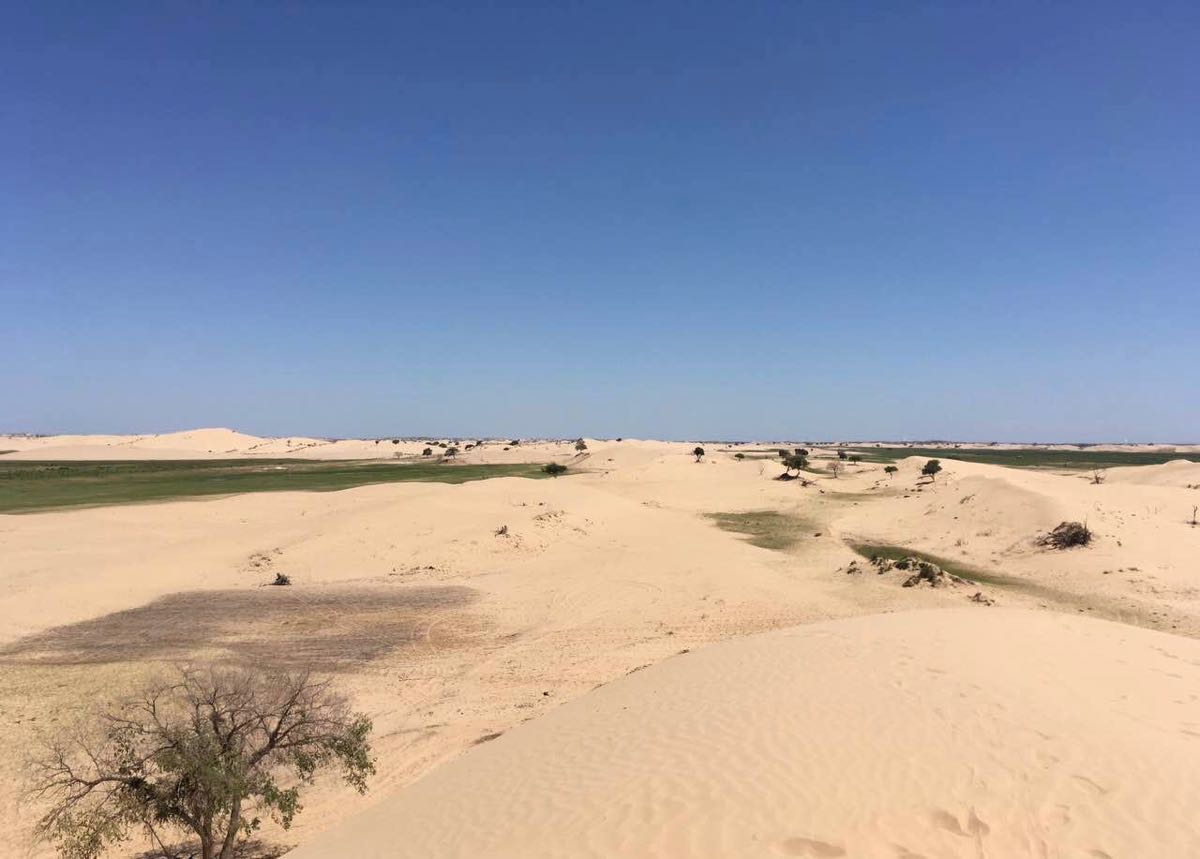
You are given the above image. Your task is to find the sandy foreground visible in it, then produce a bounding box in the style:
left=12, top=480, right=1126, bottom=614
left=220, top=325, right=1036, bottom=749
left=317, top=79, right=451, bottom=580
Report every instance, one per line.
left=2, top=430, right=1200, bottom=856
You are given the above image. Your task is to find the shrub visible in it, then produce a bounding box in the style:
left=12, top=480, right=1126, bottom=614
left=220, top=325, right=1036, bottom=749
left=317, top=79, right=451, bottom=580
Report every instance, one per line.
left=1037, top=520, right=1092, bottom=549
left=837, top=449, right=847, bottom=460
left=391, top=439, right=400, bottom=445
left=794, top=448, right=808, bottom=456
left=445, top=446, right=459, bottom=458
left=575, top=439, right=588, bottom=451
left=734, top=452, right=746, bottom=460
left=271, top=572, right=291, bottom=586
left=29, top=667, right=373, bottom=859
left=542, top=463, right=568, bottom=477
left=884, top=465, right=898, bottom=477
left=848, top=454, right=862, bottom=464
left=422, top=447, right=433, bottom=456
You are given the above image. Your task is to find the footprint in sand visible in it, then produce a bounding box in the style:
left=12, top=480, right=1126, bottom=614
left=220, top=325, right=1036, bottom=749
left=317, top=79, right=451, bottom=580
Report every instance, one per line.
left=776, top=836, right=847, bottom=857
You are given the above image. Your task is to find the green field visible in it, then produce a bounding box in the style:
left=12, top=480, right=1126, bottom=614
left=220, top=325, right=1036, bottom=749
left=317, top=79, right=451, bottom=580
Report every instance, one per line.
left=844, top=446, right=1198, bottom=470
left=0, top=459, right=549, bottom=513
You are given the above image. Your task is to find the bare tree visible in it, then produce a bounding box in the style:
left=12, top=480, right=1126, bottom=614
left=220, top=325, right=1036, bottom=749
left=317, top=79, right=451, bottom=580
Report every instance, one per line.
left=1090, top=469, right=1106, bottom=485
left=829, top=461, right=843, bottom=479
left=29, top=666, right=374, bottom=859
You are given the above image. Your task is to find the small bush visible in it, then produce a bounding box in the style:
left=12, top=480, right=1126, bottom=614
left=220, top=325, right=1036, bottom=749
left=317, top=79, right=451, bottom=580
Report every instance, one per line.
left=922, top=459, right=942, bottom=481
left=884, top=465, right=898, bottom=477
left=271, top=572, right=291, bottom=586
left=734, top=452, right=746, bottom=460
left=575, top=439, right=588, bottom=451
left=543, top=463, right=568, bottom=477
left=692, top=446, right=705, bottom=462
left=422, top=447, right=433, bottom=456
left=1037, top=521, right=1092, bottom=549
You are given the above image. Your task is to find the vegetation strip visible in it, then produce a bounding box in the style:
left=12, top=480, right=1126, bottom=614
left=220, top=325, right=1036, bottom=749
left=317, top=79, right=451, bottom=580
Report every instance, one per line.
left=0, top=459, right=549, bottom=513
left=843, top=447, right=1198, bottom=470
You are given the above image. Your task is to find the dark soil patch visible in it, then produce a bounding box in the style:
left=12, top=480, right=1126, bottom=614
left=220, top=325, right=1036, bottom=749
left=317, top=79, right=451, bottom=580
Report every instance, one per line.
left=0, top=585, right=481, bottom=671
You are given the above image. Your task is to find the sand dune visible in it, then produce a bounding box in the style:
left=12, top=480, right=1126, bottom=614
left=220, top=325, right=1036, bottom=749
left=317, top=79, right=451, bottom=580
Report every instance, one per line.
left=2, top=432, right=1199, bottom=856
left=291, top=609, right=1200, bottom=858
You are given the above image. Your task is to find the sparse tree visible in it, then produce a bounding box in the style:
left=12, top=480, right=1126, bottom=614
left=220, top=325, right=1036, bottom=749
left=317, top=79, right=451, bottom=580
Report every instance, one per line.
left=884, top=465, right=898, bottom=478
left=29, top=666, right=373, bottom=859
left=444, top=446, right=459, bottom=458
left=734, top=452, right=746, bottom=461
left=829, top=461, right=843, bottom=478
left=922, top=459, right=942, bottom=481
left=781, top=453, right=808, bottom=476
left=794, top=448, right=808, bottom=457
left=422, top=447, right=433, bottom=457
left=574, top=439, right=587, bottom=452
left=542, top=463, right=567, bottom=477
left=692, top=446, right=705, bottom=462
left=848, top=455, right=862, bottom=464
left=837, top=449, right=848, bottom=460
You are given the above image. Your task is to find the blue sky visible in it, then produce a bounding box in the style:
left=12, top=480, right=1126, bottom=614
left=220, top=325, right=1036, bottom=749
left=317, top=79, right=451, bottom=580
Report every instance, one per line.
left=3, top=1, right=1197, bottom=441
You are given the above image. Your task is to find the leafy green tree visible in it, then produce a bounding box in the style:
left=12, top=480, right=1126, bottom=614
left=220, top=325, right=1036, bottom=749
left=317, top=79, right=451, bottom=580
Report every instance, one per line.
left=734, top=452, right=746, bottom=461
left=793, top=448, right=808, bottom=456
left=30, top=667, right=373, bottom=859
left=884, top=465, right=898, bottom=478
left=848, top=454, right=862, bottom=464
left=781, top=453, right=808, bottom=476
left=445, top=447, right=459, bottom=459
left=422, top=447, right=433, bottom=456
left=574, top=439, right=587, bottom=452
left=692, top=446, right=705, bottom=462
left=922, top=459, right=943, bottom=481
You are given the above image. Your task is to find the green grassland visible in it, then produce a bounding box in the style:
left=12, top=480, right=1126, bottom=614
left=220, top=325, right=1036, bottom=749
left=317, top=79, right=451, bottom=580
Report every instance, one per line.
left=844, top=446, right=1198, bottom=470
left=0, top=459, right=549, bottom=514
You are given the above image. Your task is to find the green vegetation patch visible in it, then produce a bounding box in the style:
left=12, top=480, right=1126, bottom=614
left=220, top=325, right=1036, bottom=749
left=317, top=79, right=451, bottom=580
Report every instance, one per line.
left=0, top=459, right=547, bottom=514
left=707, top=510, right=814, bottom=551
left=847, top=540, right=1079, bottom=604
left=845, top=447, right=1198, bottom=470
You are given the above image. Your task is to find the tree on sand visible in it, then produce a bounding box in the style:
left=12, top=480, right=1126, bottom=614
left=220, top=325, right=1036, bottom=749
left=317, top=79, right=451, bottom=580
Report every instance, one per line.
left=29, top=666, right=373, bottom=859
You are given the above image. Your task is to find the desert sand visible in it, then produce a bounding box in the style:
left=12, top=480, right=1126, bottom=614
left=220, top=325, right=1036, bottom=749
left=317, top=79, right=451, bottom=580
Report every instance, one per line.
left=2, top=431, right=1199, bottom=856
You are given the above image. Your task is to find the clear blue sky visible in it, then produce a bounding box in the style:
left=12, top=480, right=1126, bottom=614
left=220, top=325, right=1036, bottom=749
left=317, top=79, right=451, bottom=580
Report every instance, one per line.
left=4, top=2, right=1197, bottom=441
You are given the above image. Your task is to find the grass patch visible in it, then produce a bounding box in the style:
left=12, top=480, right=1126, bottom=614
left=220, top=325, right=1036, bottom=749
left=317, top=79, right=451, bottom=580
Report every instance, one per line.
left=707, top=510, right=814, bottom=551
left=845, top=447, right=1198, bottom=470
left=0, top=459, right=548, bottom=513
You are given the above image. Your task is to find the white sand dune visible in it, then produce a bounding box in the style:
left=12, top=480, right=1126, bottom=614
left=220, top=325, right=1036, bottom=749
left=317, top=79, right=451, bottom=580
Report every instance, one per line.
left=291, top=608, right=1200, bottom=858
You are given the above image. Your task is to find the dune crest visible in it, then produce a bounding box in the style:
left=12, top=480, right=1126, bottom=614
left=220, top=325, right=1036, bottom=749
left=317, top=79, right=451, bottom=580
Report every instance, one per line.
left=291, top=609, right=1200, bottom=858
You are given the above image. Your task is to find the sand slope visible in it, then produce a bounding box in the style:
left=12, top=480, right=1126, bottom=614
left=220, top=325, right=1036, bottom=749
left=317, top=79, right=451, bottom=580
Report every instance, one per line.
left=292, top=609, right=1200, bottom=859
